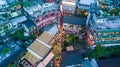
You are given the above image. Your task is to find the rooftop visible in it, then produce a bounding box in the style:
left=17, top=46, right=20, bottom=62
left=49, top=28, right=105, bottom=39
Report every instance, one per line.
left=37, top=52, right=54, bottom=67
left=61, top=50, right=83, bottom=67
left=62, top=0, right=77, bottom=5
left=0, top=0, right=7, bottom=6
left=79, top=0, right=95, bottom=5
left=24, top=31, right=53, bottom=65
left=47, top=24, right=58, bottom=36
left=23, top=20, right=36, bottom=28
left=91, top=16, right=120, bottom=31
left=24, top=24, right=58, bottom=65
left=62, top=0, right=76, bottom=2
left=97, top=57, right=120, bottom=67
left=41, top=24, right=59, bottom=36
left=28, top=40, right=51, bottom=58
left=24, top=2, right=59, bottom=18
left=63, top=16, right=86, bottom=25
left=37, top=31, right=54, bottom=45
left=0, top=15, right=7, bottom=26
left=11, top=16, right=27, bottom=26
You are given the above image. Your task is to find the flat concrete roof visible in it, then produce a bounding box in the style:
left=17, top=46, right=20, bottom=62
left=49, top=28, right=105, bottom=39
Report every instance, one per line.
left=90, top=16, right=120, bottom=32
left=79, top=0, right=95, bottom=5
left=63, top=16, right=86, bottom=25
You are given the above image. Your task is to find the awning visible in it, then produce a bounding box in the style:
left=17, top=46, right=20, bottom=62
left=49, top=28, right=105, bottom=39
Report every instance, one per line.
left=37, top=52, right=54, bottom=67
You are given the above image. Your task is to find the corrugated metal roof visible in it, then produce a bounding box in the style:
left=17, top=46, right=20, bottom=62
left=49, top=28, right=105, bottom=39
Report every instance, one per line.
left=37, top=31, right=54, bottom=45
left=37, top=52, right=54, bottom=67
left=47, top=24, right=58, bottom=36
left=28, top=40, right=50, bottom=59
left=24, top=52, right=40, bottom=65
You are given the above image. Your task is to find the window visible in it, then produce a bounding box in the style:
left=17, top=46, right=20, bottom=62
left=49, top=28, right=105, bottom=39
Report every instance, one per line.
left=0, top=27, right=3, bottom=32
left=103, top=33, right=108, bottom=36
left=98, top=32, right=101, bottom=36
left=64, top=25, right=66, bottom=27
left=51, top=13, right=54, bottom=16
left=35, top=19, right=40, bottom=23
left=44, top=15, right=48, bottom=18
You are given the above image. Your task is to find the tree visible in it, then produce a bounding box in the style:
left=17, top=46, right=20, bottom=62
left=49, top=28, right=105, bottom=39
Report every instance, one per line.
left=65, top=34, right=73, bottom=45
left=94, top=45, right=106, bottom=58
left=2, top=48, right=9, bottom=54
left=61, top=43, right=66, bottom=51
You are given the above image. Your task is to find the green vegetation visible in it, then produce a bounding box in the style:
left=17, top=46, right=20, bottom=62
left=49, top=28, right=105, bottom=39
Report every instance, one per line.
left=79, top=26, right=86, bottom=34
left=102, top=8, right=120, bottom=16
left=11, top=28, right=26, bottom=41
left=75, top=14, right=87, bottom=18
left=65, top=34, right=80, bottom=46
left=75, top=10, right=88, bottom=18
left=85, top=45, right=120, bottom=59
left=102, top=7, right=109, bottom=13
left=61, top=43, right=66, bottom=51
left=11, top=28, right=36, bottom=42
left=2, top=48, right=9, bottom=54
left=22, top=2, right=31, bottom=7
left=8, top=2, right=21, bottom=8
left=53, top=53, right=57, bottom=61
left=79, top=38, right=87, bottom=46
left=61, top=34, right=81, bottom=51
left=2, top=14, right=8, bottom=18
left=8, top=1, right=32, bottom=8
left=110, top=8, right=120, bottom=16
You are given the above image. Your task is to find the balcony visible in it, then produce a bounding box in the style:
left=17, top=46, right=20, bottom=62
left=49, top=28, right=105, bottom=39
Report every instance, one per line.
left=95, top=40, right=120, bottom=45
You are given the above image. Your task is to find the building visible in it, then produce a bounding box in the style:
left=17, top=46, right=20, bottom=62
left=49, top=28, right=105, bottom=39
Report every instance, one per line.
left=97, top=57, right=120, bottom=67
left=77, top=0, right=97, bottom=10
left=63, top=23, right=81, bottom=34
left=61, top=0, right=77, bottom=15
left=98, top=0, right=120, bottom=7
left=10, top=16, right=27, bottom=29
left=22, top=20, right=37, bottom=34
left=21, top=24, right=59, bottom=67
left=0, top=0, right=19, bottom=9
left=76, top=0, right=98, bottom=17
left=60, top=50, right=83, bottom=67
left=86, top=14, right=120, bottom=46
left=23, top=0, right=60, bottom=30
left=44, top=0, right=59, bottom=3
left=0, top=15, right=12, bottom=37
left=63, top=16, right=86, bottom=25
left=6, top=0, right=18, bottom=4
left=0, top=0, right=7, bottom=9
left=0, top=0, right=27, bottom=36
